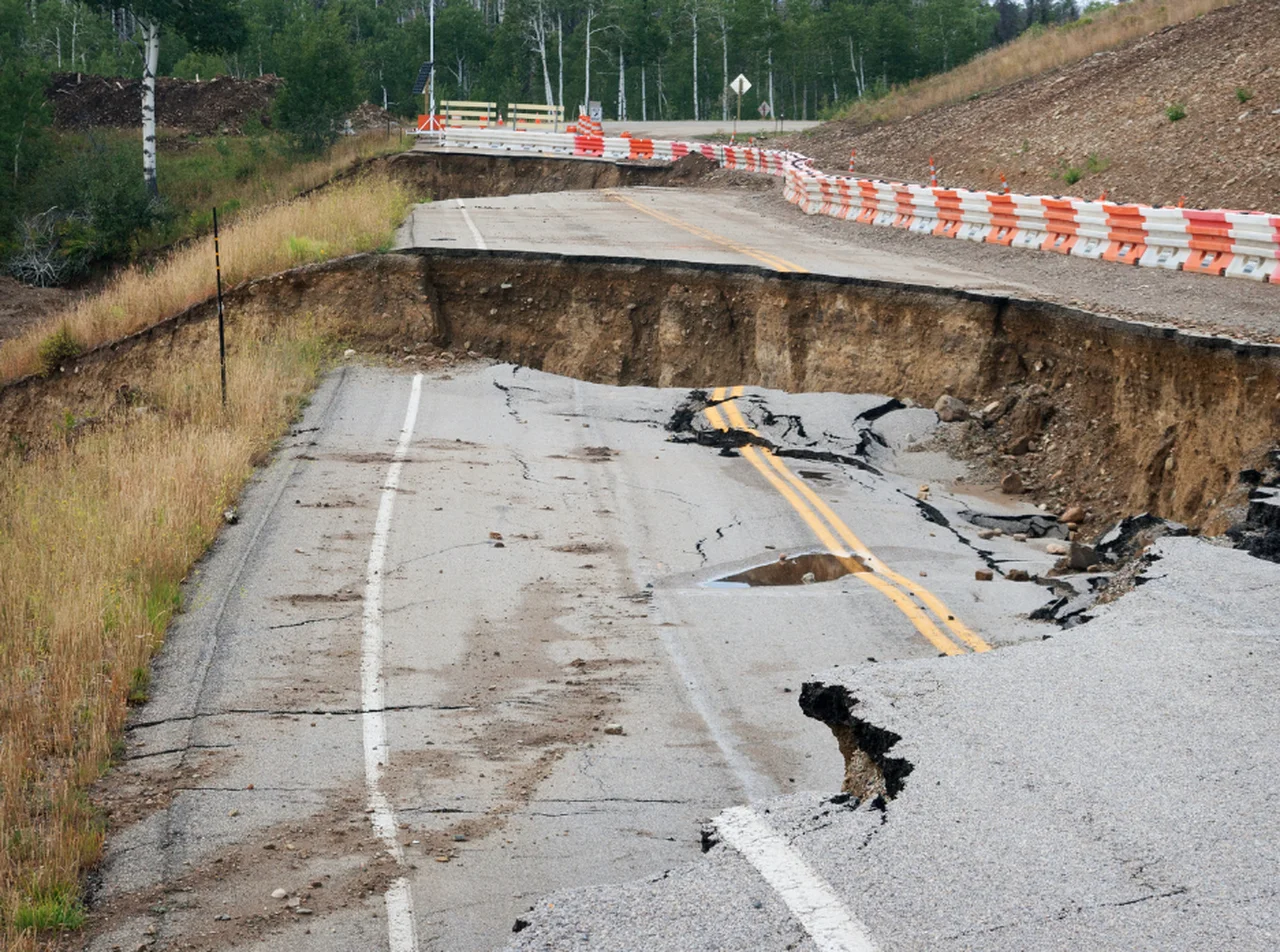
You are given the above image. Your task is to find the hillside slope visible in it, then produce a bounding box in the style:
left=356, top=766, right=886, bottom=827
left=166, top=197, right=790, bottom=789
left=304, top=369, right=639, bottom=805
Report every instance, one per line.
left=794, top=0, right=1280, bottom=212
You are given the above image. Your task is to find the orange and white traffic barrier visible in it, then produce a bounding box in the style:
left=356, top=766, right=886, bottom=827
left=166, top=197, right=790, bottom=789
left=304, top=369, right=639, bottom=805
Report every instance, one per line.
left=986, top=191, right=1020, bottom=247
left=629, top=137, right=655, bottom=160
left=1181, top=210, right=1235, bottom=277
left=1224, top=212, right=1280, bottom=281
left=954, top=190, right=994, bottom=242
left=419, top=126, right=1280, bottom=287
left=1101, top=203, right=1147, bottom=265
left=1068, top=198, right=1114, bottom=260
left=907, top=185, right=940, bottom=235
left=1041, top=198, right=1080, bottom=254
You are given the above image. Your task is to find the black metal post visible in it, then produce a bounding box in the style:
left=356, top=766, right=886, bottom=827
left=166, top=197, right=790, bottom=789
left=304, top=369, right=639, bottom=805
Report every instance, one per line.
left=213, top=207, right=227, bottom=408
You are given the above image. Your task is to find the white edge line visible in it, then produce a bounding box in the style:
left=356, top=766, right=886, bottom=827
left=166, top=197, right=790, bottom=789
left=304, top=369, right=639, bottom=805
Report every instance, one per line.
left=456, top=198, right=489, bottom=250
left=362, top=373, right=424, bottom=952
left=716, top=805, right=878, bottom=952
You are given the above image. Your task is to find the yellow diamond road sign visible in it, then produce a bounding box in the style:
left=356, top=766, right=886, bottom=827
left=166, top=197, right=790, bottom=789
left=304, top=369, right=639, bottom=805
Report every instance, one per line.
left=730, top=74, right=752, bottom=96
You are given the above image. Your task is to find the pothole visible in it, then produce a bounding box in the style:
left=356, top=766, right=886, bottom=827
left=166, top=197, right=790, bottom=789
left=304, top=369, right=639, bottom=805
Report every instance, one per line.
left=710, top=552, right=869, bottom=587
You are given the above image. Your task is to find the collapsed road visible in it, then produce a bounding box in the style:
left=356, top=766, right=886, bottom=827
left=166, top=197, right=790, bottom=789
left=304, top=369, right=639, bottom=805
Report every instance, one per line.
left=69, top=158, right=1280, bottom=951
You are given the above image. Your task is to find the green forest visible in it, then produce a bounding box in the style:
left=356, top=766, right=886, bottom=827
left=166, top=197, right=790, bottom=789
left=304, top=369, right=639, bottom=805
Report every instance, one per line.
left=1, top=0, right=1085, bottom=283
left=9, top=0, right=1084, bottom=125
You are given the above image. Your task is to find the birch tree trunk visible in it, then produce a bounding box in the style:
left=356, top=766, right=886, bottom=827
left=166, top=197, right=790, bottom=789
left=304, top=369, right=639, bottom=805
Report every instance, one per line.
left=617, top=48, right=626, bottom=121
left=556, top=12, right=564, bottom=117
left=141, top=17, right=160, bottom=198
left=641, top=64, right=647, bottom=121
left=691, top=10, right=699, bottom=121
left=719, top=17, right=728, bottom=121
left=539, top=21, right=554, bottom=105
left=584, top=7, right=592, bottom=105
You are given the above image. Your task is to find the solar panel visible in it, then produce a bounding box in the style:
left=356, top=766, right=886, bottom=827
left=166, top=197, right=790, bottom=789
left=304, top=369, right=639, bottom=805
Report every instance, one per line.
left=411, top=62, right=433, bottom=95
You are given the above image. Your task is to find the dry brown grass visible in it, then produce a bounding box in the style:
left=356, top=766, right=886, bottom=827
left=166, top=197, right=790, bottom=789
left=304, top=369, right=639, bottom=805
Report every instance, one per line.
left=0, top=172, right=411, bottom=384
left=0, top=323, right=329, bottom=948
left=838, top=0, right=1240, bottom=126
left=0, top=176, right=412, bottom=948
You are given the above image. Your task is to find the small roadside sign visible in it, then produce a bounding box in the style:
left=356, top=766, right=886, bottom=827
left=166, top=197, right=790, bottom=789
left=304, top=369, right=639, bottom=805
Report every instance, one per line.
left=730, top=74, right=752, bottom=96
left=757, top=100, right=772, bottom=118
left=588, top=101, right=603, bottom=122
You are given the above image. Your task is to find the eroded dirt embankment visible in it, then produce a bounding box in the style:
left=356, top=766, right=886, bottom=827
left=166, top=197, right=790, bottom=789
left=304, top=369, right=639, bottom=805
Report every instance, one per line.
left=4, top=250, right=1277, bottom=534
left=363, top=149, right=757, bottom=200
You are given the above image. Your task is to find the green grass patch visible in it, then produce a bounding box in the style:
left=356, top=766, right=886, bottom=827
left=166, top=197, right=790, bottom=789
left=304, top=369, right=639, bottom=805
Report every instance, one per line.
left=1166, top=101, right=1187, bottom=122
left=11, top=884, right=86, bottom=933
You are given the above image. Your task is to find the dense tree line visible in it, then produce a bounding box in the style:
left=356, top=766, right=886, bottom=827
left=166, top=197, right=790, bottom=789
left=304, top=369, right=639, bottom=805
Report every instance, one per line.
left=3, top=0, right=1084, bottom=283
left=11, top=0, right=1083, bottom=129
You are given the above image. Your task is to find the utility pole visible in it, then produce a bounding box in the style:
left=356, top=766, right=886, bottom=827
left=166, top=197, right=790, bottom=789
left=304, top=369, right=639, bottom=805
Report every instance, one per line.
left=429, top=0, right=436, bottom=117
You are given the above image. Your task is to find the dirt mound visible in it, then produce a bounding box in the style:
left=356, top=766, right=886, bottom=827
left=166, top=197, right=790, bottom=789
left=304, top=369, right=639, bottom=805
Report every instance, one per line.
left=790, top=0, right=1280, bottom=211
left=49, top=72, right=282, bottom=135
left=346, top=102, right=402, bottom=132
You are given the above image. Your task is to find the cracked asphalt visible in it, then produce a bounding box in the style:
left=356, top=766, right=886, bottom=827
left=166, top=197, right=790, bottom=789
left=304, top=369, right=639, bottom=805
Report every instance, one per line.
left=89, top=361, right=1082, bottom=951
left=512, top=537, right=1280, bottom=950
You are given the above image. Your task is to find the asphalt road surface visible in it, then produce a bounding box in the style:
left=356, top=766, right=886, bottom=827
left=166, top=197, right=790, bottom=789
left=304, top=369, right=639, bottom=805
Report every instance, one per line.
left=394, top=188, right=1033, bottom=296
left=93, top=364, right=1071, bottom=952
left=396, top=175, right=1280, bottom=341
left=88, top=160, right=1280, bottom=952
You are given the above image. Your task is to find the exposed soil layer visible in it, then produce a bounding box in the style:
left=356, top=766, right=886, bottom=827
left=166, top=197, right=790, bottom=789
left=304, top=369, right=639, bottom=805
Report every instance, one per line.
left=371, top=149, right=756, bottom=200
left=788, top=0, right=1280, bottom=212
left=3, top=251, right=1277, bottom=538
left=48, top=72, right=282, bottom=135
left=0, top=275, right=76, bottom=344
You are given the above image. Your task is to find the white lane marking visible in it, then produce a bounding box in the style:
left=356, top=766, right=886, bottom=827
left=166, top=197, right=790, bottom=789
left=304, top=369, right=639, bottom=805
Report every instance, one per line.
left=716, top=805, right=878, bottom=952
left=362, top=373, right=424, bottom=952
left=456, top=199, right=488, bottom=250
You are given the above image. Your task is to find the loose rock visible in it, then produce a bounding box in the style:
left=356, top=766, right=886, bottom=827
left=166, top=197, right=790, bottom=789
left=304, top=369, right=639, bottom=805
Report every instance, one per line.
left=271, top=888, right=288, bottom=900
left=1060, top=505, right=1087, bottom=524
left=603, top=723, right=625, bottom=735
left=975, top=569, right=994, bottom=581
left=935, top=395, right=969, bottom=422
left=1000, top=472, right=1024, bottom=494
left=1069, top=542, right=1098, bottom=570
left=1045, top=542, right=1069, bottom=555
left=1006, top=568, right=1031, bottom=581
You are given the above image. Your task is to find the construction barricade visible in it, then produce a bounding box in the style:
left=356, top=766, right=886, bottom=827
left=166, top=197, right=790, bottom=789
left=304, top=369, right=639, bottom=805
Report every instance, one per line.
left=441, top=101, right=499, bottom=128
left=506, top=103, right=565, bottom=130
left=409, top=124, right=1280, bottom=287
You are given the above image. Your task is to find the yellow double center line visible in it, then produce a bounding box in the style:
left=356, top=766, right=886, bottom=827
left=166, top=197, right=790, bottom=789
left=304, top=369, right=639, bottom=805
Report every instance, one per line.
left=705, top=386, right=990, bottom=657
left=604, top=190, right=809, bottom=273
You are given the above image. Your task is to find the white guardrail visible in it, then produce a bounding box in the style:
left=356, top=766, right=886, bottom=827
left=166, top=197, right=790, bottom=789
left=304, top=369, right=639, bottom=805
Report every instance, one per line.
left=412, top=124, right=1280, bottom=285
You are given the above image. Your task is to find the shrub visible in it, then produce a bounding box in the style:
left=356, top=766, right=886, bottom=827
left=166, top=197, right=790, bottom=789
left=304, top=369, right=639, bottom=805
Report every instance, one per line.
left=1236, top=87, right=1253, bottom=103
left=1063, top=166, right=1083, bottom=186
left=1166, top=101, right=1187, bottom=121
left=36, top=326, right=83, bottom=375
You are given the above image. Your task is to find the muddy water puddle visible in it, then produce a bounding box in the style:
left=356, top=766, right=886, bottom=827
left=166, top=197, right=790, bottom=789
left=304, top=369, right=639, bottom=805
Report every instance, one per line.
left=707, top=551, right=868, bottom=588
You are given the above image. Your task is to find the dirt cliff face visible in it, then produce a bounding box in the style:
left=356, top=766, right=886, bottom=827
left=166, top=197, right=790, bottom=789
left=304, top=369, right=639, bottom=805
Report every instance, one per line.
left=4, top=251, right=1277, bottom=535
